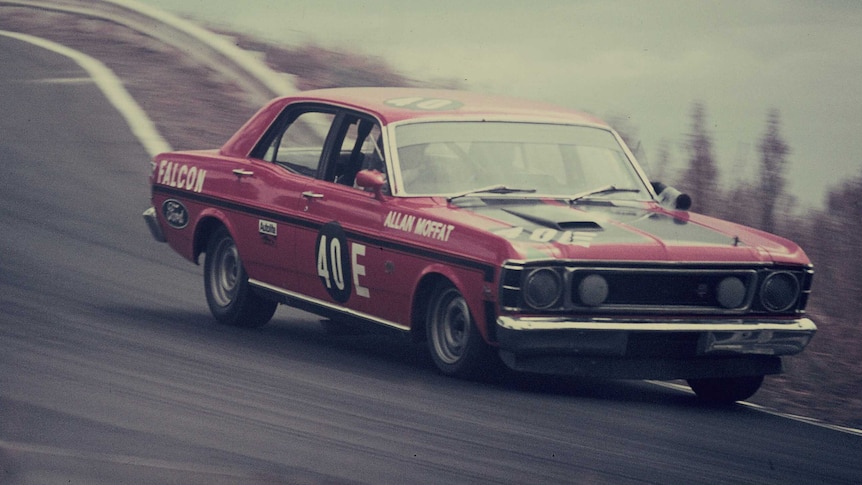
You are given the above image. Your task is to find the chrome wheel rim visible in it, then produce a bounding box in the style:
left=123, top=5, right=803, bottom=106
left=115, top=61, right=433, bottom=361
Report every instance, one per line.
left=430, top=288, right=470, bottom=365
left=210, top=237, right=240, bottom=308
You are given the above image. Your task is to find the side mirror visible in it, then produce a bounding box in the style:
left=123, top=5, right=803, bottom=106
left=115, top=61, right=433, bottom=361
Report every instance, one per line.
left=355, top=169, right=387, bottom=201
left=652, top=182, right=692, bottom=211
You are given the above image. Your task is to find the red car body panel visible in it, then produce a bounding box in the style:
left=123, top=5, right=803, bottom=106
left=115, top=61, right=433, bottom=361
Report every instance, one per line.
left=145, top=87, right=815, bottom=388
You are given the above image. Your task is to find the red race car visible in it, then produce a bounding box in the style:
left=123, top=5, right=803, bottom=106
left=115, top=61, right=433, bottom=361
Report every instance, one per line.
left=144, top=87, right=816, bottom=402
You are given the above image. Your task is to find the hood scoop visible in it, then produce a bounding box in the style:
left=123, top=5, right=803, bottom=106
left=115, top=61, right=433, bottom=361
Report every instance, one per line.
left=502, top=206, right=603, bottom=231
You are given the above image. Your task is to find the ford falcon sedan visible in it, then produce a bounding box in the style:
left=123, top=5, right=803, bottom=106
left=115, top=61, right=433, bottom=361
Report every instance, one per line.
left=144, top=87, right=816, bottom=402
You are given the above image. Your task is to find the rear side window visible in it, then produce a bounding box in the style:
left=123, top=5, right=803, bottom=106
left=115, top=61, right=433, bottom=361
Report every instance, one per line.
left=261, top=110, right=336, bottom=177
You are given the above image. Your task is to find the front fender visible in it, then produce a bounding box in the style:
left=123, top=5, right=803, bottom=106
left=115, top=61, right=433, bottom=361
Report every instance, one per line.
left=413, top=262, right=496, bottom=341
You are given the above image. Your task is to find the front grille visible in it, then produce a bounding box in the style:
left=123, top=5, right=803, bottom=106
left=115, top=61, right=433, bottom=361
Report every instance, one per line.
left=570, top=268, right=757, bottom=312
left=500, top=262, right=811, bottom=316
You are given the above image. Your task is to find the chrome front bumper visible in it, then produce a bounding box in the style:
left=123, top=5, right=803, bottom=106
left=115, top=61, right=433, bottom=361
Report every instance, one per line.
left=143, top=207, right=167, bottom=243
left=495, top=316, right=816, bottom=379
left=496, top=316, right=816, bottom=356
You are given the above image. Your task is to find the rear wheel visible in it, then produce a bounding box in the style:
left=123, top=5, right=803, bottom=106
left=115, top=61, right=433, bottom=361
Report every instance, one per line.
left=425, top=282, right=497, bottom=379
left=204, top=227, right=277, bottom=328
left=687, top=375, right=764, bottom=403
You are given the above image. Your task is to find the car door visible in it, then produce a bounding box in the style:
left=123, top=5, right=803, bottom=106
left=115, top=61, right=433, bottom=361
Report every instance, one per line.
left=220, top=153, right=303, bottom=291
left=292, top=114, right=411, bottom=326
left=237, top=105, right=340, bottom=292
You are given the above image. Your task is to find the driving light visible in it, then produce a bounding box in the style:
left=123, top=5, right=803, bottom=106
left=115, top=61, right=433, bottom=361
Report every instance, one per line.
left=578, top=274, right=609, bottom=307
left=716, top=276, right=747, bottom=309
left=523, top=268, right=562, bottom=309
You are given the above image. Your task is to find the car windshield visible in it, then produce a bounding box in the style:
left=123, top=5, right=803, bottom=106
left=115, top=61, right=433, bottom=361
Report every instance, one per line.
left=393, top=121, right=648, bottom=199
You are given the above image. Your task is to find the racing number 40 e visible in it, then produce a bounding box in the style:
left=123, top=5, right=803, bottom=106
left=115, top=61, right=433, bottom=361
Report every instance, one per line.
left=315, top=222, right=369, bottom=303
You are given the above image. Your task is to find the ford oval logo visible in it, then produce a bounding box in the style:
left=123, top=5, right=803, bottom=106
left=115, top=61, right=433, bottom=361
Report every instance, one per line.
left=162, top=199, right=189, bottom=229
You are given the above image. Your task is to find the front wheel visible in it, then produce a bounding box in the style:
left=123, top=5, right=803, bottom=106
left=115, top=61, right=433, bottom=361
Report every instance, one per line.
left=687, top=375, right=765, bottom=403
left=204, top=227, right=277, bottom=328
left=425, top=282, right=497, bottom=379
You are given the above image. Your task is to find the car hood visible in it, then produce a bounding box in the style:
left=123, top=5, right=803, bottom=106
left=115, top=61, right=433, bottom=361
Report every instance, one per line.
left=445, top=199, right=809, bottom=265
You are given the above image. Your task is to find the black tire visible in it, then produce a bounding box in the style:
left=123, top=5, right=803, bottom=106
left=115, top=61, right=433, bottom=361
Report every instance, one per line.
left=204, top=227, right=277, bottom=328
left=425, top=282, right=498, bottom=379
left=687, top=375, right=765, bottom=403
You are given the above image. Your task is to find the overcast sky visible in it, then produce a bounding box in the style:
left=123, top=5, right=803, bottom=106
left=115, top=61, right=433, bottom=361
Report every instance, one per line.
left=137, top=0, right=862, bottom=209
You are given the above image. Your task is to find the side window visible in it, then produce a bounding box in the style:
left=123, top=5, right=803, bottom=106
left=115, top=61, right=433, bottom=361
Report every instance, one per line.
left=357, top=123, right=386, bottom=173
left=331, top=117, right=388, bottom=192
left=263, top=111, right=335, bottom=177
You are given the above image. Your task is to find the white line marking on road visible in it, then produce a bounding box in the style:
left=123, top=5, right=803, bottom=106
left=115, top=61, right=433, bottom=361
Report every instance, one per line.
left=0, top=29, right=173, bottom=157
left=27, top=77, right=94, bottom=84
left=647, top=380, right=862, bottom=436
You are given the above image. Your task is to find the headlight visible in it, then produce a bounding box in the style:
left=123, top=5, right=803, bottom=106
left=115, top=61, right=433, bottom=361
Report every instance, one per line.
left=760, top=272, right=800, bottom=312
left=523, top=268, right=563, bottom=309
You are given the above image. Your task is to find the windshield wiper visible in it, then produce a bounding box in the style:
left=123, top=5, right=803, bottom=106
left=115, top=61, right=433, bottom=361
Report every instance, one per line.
left=568, top=185, right=641, bottom=204
left=447, top=184, right=536, bottom=202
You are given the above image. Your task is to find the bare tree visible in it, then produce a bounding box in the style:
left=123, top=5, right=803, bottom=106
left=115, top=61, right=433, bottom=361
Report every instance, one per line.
left=680, top=101, right=719, bottom=212
left=821, top=172, right=862, bottom=316
left=758, top=108, right=790, bottom=233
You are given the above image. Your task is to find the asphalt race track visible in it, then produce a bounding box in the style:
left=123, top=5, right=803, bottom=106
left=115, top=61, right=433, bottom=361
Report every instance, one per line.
left=1, top=35, right=861, bottom=485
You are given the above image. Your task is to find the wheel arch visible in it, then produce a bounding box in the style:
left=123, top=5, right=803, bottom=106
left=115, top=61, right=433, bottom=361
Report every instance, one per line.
left=192, top=212, right=231, bottom=264
left=409, top=267, right=494, bottom=344
left=409, top=272, right=449, bottom=343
